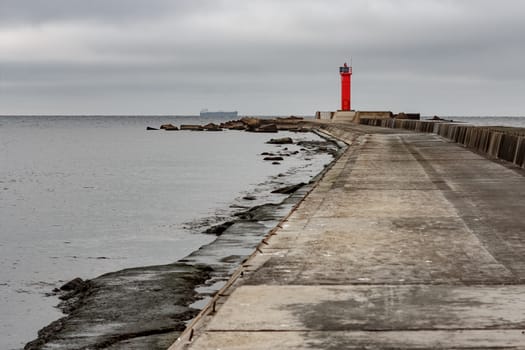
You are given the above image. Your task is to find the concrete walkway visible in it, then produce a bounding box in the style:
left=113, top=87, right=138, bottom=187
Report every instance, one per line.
left=172, top=124, right=525, bottom=349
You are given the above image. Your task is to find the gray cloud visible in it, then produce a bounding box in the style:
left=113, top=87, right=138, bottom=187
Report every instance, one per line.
left=1, top=0, right=525, bottom=115
left=0, top=0, right=198, bottom=25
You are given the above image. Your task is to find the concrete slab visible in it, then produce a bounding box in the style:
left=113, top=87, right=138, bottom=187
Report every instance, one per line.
left=206, top=285, right=525, bottom=331
left=174, top=124, right=525, bottom=350
left=313, top=190, right=456, bottom=218
left=247, top=216, right=515, bottom=285
left=188, top=330, right=525, bottom=350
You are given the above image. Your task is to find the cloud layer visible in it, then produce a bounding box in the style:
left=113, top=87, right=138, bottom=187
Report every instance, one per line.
left=1, top=0, right=524, bottom=115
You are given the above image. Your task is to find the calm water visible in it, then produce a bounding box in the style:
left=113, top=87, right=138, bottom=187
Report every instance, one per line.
left=436, top=116, right=525, bottom=127
left=0, top=115, right=332, bottom=349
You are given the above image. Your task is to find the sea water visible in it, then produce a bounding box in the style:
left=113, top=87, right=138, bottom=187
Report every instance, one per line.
left=439, top=116, right=525, bottom=127
left=0, top=115, right=333, bottom=349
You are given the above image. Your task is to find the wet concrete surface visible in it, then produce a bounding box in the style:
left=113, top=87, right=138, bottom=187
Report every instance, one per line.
left=175, top=122, right=525, bottom=349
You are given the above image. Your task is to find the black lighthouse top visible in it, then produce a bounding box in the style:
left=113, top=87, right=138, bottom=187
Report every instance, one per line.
left=339, top=62, right=350, bottom=73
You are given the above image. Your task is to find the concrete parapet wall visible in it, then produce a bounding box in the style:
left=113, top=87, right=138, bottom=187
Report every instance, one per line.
left=315, top=111, right=335, bottom=120
left=354, top=111, right=392, bottom=123
left=360, top=118, right=525, bottom=168
left=360, top=118, right=441, bottom=133
left=356, top=111, right=393, bottom=119
left=332, top=110, right=357, bottom=121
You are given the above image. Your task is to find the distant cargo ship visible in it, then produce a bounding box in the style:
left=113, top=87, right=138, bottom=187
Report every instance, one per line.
left=200, top=109, right=238, bottom=118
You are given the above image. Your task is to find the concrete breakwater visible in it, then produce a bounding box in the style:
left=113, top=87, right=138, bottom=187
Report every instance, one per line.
left=359, top=118, right=525, bottom=168
left=171, top=121, right=525, bottom=350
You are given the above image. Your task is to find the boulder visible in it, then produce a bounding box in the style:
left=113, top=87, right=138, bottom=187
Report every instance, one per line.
left=252, top=124, right=278, bottom=133
left=160, top=124, right=178, bottom=131
left=241, top=117, right=261, bottom=128
left=230, top=124, right=247, bottom=130
left=146, top=126, right=159, bottom=130
left=221, top=121, right=246, bottom=130
left=267, top=137, right=293, bottom=144
left=203, top=123, right=222, bottom=131
left=180, top=124, right=204, bottom=131
left=263, top=156, right=284, bottom=161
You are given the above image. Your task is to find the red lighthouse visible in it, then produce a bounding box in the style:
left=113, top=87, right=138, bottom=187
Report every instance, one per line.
left=339, top=62, right=352, bottom=111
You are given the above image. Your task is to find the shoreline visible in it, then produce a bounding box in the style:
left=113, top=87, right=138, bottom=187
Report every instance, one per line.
left=24, top=126, right=343, bottom=350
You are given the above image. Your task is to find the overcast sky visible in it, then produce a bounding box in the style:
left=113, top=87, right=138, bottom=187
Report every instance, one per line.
left=1, top=0, right=524, bottom=116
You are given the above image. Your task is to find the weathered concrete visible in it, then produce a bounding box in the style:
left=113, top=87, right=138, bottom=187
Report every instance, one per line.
left=360, top=117, right=525, bottom=168
left=331, top=110, right=356, bottom=122
left=171, top=123, right=525, bottom=349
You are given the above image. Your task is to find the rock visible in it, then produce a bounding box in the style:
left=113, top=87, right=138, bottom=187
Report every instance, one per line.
left=261, top=152, right=274, bottom=156
left=289, top=127, right=310, bottom=132
left=240, top=117, right=261, bottom=128
left=297, top=140, right=333, bottom=150
left=221, top=121, right=246, bottom=130
left=430, top=115, right=453, bottom=122
left=272, top=162, right=281, bottom=165
left=160, top=124, right=178, bottom=131
left=146, top=126, right=158, bottom=130
left=251, top=124, right=278, bottom=133
left=230, top=124, right=247, bottom=130
left=263, top=156, right=284, bottom=161
left=278, top=115, right=303, bottom=121
left=203, top=123, right=222, bottom=131
left=266, top=137, right=293, bottom=145
left=204, top=221, right=235, bottom=235
left=59, top=277, right=87, bottom=292
left=271, top=183, right=305, bottom=194
left=180, top=124, right=204, bottom=131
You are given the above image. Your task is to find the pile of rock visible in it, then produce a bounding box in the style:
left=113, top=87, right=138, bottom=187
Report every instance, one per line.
left=160, top=124, right=178, bottom=131
left=148, top=116, right=311, bottom=133
left=148, top=123, right=223, bottom=131
left=261, top=137, right=297, bottom=165
left=226, top=116, right=310, bottom=133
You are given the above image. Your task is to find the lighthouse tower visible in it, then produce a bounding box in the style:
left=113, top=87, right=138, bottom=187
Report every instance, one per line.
left=339, top=62, right=352, bottom=111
